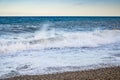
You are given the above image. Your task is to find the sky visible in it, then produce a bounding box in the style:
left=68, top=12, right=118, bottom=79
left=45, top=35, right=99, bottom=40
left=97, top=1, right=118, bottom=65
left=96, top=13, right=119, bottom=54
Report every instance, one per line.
left=0, top=0, right=120, bottom=16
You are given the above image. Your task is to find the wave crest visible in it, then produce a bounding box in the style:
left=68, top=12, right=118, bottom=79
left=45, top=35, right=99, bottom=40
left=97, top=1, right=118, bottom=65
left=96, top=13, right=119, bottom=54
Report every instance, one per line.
left=0, top=30, right=120, bottom=53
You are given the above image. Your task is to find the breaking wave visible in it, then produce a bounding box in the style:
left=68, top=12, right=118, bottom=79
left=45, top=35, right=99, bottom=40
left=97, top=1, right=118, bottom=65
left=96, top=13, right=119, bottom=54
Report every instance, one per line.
left=0, top=27, right=120, bottom=53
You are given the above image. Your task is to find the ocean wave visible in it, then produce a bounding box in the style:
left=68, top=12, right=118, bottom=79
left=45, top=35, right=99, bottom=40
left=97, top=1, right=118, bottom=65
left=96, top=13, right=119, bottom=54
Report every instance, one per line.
left=0, top=29, right=120, bottom=54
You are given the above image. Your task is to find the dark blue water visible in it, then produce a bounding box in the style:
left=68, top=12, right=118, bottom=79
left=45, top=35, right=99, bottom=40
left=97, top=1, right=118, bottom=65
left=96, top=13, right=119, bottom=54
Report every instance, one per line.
left=0, top=16, right=120, bottom=79
left=0, top=17, right=120, bottom=34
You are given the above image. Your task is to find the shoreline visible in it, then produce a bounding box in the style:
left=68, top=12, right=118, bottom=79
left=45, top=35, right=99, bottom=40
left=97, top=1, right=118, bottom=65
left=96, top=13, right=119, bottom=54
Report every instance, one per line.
left=4, top=66, right=120, bottom=80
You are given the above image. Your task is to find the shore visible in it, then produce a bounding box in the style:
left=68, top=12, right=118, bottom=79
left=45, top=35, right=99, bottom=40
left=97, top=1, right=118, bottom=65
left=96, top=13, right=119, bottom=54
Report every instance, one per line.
left=4, top=66, right=120, bottom=80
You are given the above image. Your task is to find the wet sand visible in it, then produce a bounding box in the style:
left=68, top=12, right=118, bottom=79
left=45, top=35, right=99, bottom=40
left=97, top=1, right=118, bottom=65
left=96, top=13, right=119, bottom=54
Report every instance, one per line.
left=4, top=66, right=120, bottom=80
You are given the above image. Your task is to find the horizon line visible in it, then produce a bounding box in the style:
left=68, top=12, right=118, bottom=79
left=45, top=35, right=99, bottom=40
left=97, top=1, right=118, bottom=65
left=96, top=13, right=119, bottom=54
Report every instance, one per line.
left=0, top=15, right=120, bottom=17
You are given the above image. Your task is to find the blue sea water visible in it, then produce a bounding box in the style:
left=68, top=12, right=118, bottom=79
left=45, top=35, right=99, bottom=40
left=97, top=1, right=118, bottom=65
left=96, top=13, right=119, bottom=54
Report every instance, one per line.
left=0, top=16, right=120, bottom=79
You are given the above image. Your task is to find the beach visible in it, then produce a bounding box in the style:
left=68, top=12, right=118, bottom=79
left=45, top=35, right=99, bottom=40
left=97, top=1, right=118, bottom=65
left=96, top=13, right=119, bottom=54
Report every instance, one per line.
left=0, top=0, right=120, bottom=79
left=4, top=66, right=120, bottom=80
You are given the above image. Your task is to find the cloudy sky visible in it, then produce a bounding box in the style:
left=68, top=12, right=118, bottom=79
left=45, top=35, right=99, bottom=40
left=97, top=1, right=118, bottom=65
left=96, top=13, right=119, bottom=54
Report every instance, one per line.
left=0, top=0, right=120, bottom=16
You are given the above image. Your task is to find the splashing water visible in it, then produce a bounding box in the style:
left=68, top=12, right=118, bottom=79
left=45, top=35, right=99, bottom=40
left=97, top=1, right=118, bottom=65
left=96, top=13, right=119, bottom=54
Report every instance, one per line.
left=0, top=17, right=120, bottom=79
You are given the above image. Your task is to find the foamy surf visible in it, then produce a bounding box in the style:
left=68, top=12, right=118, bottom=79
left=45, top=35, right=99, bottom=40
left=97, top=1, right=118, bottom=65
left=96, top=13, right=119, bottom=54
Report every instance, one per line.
left=0, top=17, right=120, bottom=79
left=0, top=29, right=120, bottom=54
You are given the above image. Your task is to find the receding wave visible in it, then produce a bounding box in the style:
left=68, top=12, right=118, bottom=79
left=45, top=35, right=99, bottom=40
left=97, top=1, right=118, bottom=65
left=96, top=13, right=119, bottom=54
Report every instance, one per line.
left=0, top=29, right=120, bottom=54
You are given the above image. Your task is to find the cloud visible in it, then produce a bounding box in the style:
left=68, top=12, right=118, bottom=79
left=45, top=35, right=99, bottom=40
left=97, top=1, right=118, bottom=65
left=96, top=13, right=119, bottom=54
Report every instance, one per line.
left=75, top=0, right=120, bottom=6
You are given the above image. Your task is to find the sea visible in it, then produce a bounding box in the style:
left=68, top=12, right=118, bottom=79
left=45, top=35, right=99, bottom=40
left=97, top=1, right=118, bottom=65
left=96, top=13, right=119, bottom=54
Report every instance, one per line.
left=0, top=16, right=120, bottom=79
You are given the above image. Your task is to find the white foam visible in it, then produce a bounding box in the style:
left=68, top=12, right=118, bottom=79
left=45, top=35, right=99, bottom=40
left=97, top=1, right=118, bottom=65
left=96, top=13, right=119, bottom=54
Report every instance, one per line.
left=0, top=47, right=120, bottom=79
left=0, top=29, right=120, bottom=54
left=1, top=27, right=120, bottom=78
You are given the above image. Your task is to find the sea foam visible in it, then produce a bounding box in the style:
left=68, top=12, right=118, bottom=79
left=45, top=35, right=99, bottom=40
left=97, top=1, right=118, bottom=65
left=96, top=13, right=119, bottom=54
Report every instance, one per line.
left=0, top=26, right=120, bottom=54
